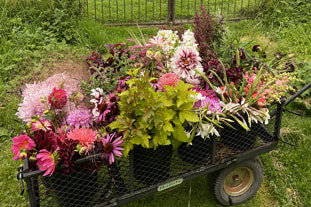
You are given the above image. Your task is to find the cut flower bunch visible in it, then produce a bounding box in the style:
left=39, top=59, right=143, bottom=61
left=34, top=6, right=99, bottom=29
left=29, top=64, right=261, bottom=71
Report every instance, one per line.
left=12, top=6, right=298, bottom=176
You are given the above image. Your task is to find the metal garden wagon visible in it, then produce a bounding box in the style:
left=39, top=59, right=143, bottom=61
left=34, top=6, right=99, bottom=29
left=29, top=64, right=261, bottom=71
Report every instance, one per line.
left=17, top=84, right=311, bottom=207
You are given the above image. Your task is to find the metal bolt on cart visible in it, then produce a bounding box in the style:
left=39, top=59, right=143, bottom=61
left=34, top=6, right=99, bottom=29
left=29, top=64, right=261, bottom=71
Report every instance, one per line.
left=17, top=83, right=311, bottom=207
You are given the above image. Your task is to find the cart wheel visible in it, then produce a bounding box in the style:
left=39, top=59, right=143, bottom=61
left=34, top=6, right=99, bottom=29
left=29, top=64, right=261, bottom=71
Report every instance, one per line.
left=213, top=158, right=263, bottom=206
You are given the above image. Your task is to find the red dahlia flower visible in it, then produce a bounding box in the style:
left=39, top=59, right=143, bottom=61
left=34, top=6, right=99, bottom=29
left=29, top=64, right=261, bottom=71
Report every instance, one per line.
left=48, top=88, right=67, bottom=109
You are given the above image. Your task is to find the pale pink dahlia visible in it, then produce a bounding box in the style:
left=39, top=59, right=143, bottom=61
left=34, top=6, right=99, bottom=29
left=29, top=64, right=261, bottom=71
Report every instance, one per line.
left=101, top=133, right=124, bottom=164
left=12, top=134, right=36, bottom=160
left=66, top=108, right=93, bottom=128
left=158, top=73, right=180, bottom=91
left=170, top=46, right=203, bottom=84
left=36, top=149, right=56, bottom=176
left=16, top=73, right=81, bottom=122
left=67, top=127, right=97, bottom=151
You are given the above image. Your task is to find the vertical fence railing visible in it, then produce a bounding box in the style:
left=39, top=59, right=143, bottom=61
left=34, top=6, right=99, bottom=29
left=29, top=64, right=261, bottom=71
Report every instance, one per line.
left=82, top=0, right=261, bottom=26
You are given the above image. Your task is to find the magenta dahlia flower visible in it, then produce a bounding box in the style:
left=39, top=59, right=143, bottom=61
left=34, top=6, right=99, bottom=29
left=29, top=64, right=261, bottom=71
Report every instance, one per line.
left=170, top=46, right=203, bottom=84
left=48, top=88, right=67, bottom=109
left=101, top=133, right=124, bottom=164
left=66, top=108, right=93, bottom=128
left=158, top=73, right=180, bottom=91
left=67, top=127, right=97, bottom=151
left=12, top=134, right=36, bottom=160
left=36, top=149, right=56, bottom=176
left=30, top=119, right=53, bottom=132
left=193, top=89, right=221, bottom=113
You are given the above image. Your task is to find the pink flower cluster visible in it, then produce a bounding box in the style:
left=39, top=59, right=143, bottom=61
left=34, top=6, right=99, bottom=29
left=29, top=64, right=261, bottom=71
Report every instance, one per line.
left=158, top=73, right=180, bottom=91
left=66, top=108, right=93, bottom=128
left=193, top=88, right=221, bottom=112
left=16, top=73, right=80, bottom=122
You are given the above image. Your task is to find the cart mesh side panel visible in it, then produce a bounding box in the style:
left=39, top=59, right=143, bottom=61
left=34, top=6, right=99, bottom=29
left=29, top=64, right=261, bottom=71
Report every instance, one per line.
left=22, top=106, right=280, bottom=207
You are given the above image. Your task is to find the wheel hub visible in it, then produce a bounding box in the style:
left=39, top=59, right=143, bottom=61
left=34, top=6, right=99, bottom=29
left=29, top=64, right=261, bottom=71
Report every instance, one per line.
left=223, top=167, right=254, bottom=196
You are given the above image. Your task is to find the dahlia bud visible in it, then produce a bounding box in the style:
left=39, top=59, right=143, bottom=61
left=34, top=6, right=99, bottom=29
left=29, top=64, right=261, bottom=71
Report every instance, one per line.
left=19, top=151, right=27, bottom=160
left=29, top=156, right=37, bottom=162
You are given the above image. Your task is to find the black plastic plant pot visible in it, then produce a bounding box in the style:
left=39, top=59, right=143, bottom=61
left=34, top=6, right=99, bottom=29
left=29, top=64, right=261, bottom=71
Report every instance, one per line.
left=133, top=145, right=173, bottom=185
left=177, top=136, right=212, bottom=165
left=251, top=123, right=274, bottom=142
left=220, top=121, right=256, bottom=151
left=42, top=168, right=98, bottom=207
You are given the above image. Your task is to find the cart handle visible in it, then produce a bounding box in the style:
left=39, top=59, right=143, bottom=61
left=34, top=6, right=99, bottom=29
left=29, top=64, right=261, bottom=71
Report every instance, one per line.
left=270, top=83, right=311, bottom=117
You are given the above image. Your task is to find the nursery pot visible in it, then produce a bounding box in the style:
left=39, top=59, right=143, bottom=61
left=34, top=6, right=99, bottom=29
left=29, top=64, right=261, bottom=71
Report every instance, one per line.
left=133, top=145, right=173, bottom=185
left=251, top=123, right=274, bottom=142
left=177, top=136, right=213, bottom=165
left=220, top=120, right=256, bottom=151
left=42, top=166, right=98, bottom=207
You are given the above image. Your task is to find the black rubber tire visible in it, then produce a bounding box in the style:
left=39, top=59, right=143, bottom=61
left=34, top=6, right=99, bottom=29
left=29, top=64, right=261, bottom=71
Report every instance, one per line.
left=213, top=158, right=263, bottom=206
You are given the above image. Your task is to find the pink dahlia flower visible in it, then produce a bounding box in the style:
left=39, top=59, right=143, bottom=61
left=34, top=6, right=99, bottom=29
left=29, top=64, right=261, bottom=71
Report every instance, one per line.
left=12, top=134, right=36, bottom=160
left=158, top=73, right=180, bottom=91
left=67, top=127, right=97, bottom=151
left=48, top=88, right=67, bottom=109
left=170, top=46, right=203, bottom=84
left=66, top=108, right=93, bottom=128
left=16, top=73, right=81, bottom=122
left=36, top=149, right=56, bottom=176
left=101, top=133, right=124, bottom=164
left=193, top=89, right=221, bottom=113
left=30, top=119, right=53, bottom=132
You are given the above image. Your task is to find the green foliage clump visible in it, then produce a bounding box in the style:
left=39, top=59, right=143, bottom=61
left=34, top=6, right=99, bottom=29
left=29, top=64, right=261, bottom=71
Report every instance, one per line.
left=110, top=69, right=199, bottom=156
left=0, top=0, right=82, bottom=82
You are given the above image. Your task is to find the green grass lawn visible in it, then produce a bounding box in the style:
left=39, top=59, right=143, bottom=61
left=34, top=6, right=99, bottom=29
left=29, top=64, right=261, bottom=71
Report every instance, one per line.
left=84, top=0, right=259, bottom=24
left=1, top=3, right=311, bottom=206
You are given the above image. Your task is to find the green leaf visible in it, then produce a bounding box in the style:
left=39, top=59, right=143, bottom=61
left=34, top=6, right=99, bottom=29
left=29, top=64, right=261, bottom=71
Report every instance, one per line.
left=123, top=142, right=133, bottom=157
left=172, top=125, right=189, bottom=143
left=109, top=121, right=121, bottom=130
left=179, top=111, right=199, bottom=123
left=229, top=114, right=250, bottom=131
left=163, top=122, right=174, bottom=132
left=162, top=109, right=176, bottom=121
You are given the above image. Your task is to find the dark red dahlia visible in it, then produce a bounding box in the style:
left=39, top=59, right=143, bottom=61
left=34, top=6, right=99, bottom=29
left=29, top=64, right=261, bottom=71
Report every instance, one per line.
left=48, top=88, right=67, bottom=109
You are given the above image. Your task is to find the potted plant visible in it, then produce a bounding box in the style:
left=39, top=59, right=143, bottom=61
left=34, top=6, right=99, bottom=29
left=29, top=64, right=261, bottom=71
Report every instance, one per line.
left=110, top=69, right=200, bottom=184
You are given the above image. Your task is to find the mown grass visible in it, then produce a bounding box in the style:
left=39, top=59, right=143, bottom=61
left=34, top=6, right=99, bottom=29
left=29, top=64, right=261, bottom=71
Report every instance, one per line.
left=85, top=0, right=259, bottom=24
left=1, top=1, right=311, bottom=206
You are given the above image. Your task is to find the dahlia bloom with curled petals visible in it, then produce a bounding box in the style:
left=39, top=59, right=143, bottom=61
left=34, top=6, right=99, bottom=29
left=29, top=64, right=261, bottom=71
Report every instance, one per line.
left=48, top=88, right=67, bottom=109
left=101, top=133, right=124, bottom=164
left=170, top=46, right=203, bottom=84
left=12, top=134, right=36, bottom=160
left=36, top=149, right=56, bottom=176
left=158, top=73, right=180, bottom=91
left=67, top=127, right=97, bottom=151
left=66, top=108, right=93, bottom=128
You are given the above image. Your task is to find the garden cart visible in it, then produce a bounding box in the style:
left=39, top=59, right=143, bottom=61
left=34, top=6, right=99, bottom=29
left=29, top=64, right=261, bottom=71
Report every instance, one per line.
left=17, top=83, right=311, bottom=207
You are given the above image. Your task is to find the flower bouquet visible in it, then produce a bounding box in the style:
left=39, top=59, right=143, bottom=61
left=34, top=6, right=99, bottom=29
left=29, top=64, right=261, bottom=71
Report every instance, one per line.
left=12, top=6, right=298, bottom=205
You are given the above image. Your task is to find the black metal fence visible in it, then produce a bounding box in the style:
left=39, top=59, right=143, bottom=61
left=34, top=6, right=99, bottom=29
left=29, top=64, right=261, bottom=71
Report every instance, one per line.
left=80, top=0, right=262, bottom=25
